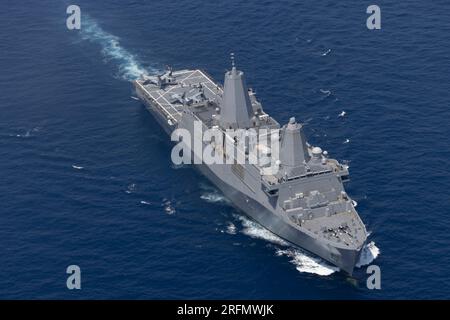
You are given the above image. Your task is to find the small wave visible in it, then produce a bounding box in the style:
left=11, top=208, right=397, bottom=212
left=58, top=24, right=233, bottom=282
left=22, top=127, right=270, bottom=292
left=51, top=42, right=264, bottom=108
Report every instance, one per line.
left=130, top=96, right=139, bottom=100
left=320, top=89, right=331, bottom=96
left=356, top=241, right=380, bottom=268
left=80, top=16, right=157, bottom=81
left=343, top=138, right=350, bottom=144
left=126, top=183, right=137, bottom=194
left=338, top=111, right=346, bottom=117
left=163, top=199, right=176, bottom=215
left=140, top=200, right=151, bottom=205
left=72, top=165, right=83, bottom=170
left=16, top=131, right=31, bottom=138
left=200, top=192, right=228, bottom=204
left=321, top=48, right=332, bottom=56
left=14, top=127, right=40, bottom=138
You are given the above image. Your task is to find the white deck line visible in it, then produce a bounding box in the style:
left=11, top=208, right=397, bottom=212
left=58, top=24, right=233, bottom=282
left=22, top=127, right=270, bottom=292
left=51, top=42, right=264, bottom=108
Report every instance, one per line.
left=179, top=69, right=201, bottom=84
left=153, top=98, right=178, bottom=121
left=179, top=76, right=205, bottom=83
left=172, top=70, right=192, bottom=75
left=197, top=70, right=223, bottom=93
left=154, top=91, right=181, bottom=116
left=156, top=83, right=179, bottom=98
left=200, top=82, right=219, bottom=96
left=135, top=81, right=178, bottom=122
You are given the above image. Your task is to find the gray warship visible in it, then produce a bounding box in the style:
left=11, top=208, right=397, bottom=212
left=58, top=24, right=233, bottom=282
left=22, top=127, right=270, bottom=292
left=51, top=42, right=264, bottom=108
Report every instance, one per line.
left=133, top=58, right=368, bottom=274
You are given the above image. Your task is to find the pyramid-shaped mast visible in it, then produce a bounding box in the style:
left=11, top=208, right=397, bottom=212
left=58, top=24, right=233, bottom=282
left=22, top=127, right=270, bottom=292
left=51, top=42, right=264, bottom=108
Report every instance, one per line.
left=219, top=54, right=254, bottom=129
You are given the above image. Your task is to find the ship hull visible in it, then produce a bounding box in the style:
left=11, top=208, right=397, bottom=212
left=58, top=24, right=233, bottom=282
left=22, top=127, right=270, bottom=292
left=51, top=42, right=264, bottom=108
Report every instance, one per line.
left=135, top=85, right=361, bottom=274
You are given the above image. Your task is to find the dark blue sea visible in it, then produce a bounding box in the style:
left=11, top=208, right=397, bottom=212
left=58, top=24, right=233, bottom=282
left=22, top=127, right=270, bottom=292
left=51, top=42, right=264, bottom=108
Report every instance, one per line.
left=1, top=0, right=450, bottom=299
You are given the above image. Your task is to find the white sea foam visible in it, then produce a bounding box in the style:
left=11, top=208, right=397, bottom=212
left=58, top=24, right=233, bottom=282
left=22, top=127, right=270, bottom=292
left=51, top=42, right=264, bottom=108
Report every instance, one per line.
left=356, top=241, right=380, bottom=267
left=200, top=192, right=228, bottom=204
left=126, top=183, right=136, bottom=194
left=320, top=89, right=331, bottom=96
left=163, top=199, right=176, bottom=215
left=199, top=183, right=230, bottom=204
left=237, top=215, right=289, bottom=246
left=80, top=16, right=157, bottom=81
left=14, top=127, right=39, bottom=138
left=140, top=200, right=151, bottom=205
left=276, top=248, right=339, bottom=276
left=226, top=222, right=237, bottom=235
left=19, top=130, right=31, bottom=138
left=343, top=138, right=350, bottom=144
left=130, top=96, right=139, bottom=100
left=72, top=165, right=83, bottom=170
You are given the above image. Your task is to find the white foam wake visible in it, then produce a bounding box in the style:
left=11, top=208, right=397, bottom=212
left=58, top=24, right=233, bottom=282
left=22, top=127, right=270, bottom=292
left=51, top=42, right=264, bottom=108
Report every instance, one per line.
left=126, top=183, right=137, bottom=194
left=162, top=199, right=176, bottom=215
left=236, top=215, right=338, bottom=276
left=200, top=192, right=229, bottom=204
left=13, top=127, right=40, bottom=138
left=80, top=16, right=155, bottom=81
left=276, top=248, right=339, bottom=276
left=356, top=241, right=380, bottom=267
left=237, top=215, right=289, bottom=246
left=226, top=222, right=237, bottom=235
left=199, top=184, right=230, bottom=204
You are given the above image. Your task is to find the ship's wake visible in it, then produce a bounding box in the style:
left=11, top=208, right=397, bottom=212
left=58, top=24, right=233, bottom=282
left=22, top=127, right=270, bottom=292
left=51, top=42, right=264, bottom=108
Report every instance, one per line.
left=232, top=214, right=380, bottom=276
left=79, top=16, right=157, bottom=81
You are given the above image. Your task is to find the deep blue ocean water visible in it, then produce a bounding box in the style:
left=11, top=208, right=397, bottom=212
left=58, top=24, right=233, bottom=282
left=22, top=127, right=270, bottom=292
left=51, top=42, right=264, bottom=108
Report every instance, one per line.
left=1, top=0, right=450, bottom=299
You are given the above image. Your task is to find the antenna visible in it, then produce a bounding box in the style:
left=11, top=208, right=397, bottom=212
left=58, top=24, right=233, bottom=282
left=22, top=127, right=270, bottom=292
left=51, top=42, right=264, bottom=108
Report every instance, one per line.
left=230, top=52, right=235, bottom=68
